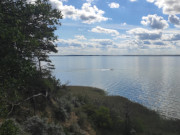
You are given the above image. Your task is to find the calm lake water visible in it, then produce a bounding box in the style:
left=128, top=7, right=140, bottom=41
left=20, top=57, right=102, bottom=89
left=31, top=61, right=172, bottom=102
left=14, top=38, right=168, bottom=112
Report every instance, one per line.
left=51, top=56, right=180, bottom=119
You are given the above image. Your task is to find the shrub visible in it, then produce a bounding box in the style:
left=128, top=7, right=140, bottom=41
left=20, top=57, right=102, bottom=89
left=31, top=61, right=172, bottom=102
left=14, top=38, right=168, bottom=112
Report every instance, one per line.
left=69, top=123, right=81, bottom=133
left=23, top=116, right=65, bottom=135
left=132, top=119, right=144, bottom=133
left=0, top=120, right=19, bottom=135
left=65, top=102, right=74, bottom=113
left=23, top=116, right=46, bottom=135
left=54, top=107, right=69, bottom=122
left=77, top=112, right=88, bottom=128
left=82, top=104, right=97, bottom=117
left=93, top=106, right=112, bottom=129
left=0, top=102, right=8, bottom=117
left=47, top=124, right=65, bottom=135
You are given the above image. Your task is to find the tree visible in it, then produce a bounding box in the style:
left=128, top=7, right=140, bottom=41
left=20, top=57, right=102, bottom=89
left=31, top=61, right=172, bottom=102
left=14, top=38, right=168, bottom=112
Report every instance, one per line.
left=0, top=0, right=62, bottom=116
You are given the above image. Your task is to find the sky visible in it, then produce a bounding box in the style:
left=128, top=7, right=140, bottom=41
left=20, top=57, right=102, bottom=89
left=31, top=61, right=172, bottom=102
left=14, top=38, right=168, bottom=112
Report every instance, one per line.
left=30, top=0, right=180, bottom=55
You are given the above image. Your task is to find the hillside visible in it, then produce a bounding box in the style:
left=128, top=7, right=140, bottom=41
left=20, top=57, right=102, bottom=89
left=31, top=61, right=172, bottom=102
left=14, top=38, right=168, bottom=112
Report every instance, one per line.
left=1, top=85, right=180, bottom=135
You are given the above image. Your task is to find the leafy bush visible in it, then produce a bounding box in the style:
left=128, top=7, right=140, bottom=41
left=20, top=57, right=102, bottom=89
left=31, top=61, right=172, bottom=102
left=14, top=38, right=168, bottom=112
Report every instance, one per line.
left=23, top=116, right=46, bottom=135
left=69, top=123, right=81, bottom=133
left=54, top=96, right=74, bottom=122
left=132, top=118, right=144, bottom=133
left=0, top=120, right=19, bottom=135
left=82, top=105, right=112, bottom=129
left=47, top=124, right=65, bottom=135
left=93, top=106, right=112, bottom=129
left=23, top=116, right=65, bottom=135
left=54, top=107, right=69, bottom=122
left=0, top=102, right=8, bottom=117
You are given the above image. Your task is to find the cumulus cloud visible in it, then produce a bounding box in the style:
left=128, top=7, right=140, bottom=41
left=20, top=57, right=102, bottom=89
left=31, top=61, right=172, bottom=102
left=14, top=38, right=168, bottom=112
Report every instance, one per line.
left=75, top=35, right=87, bottom=40
left=90, top=39, right=114, bottom=45
left=108, top=2, right=120, bottom=8
left=79, top=3, right=109, bottom=24
left=171, top=34, right=180, bottom=41
left=128, top=28, right=162, bottom=40
left=141, top=14, right=169, bottom=29
left=142, top=40, right=167, bottom=46
left=55, top=37, right=139, bottom=52
left=91, top=26, right=119, bottom=36
left=114, top=34, right=131, bottom=40
left=54, top=36, right=177, bottom=55
left=56, top=38, right=114, bottom=48
left=147, top=0, right=154, bottom=2
left=56, top=39, right=84, bottom=47
left=168, top=15, right=180, bottom=26
left=130, top=0, right=137, bottom=2
left=26, top=0, right=36, bottom=4
left=143, top=41, right=151, bottom=44
left=146, top=0, right=180, bottom=15
left=153, top=41, right=165, bottom=45
left=166, top=34, right=180, bottom=41
left=28, top=0, right=108, bottom=24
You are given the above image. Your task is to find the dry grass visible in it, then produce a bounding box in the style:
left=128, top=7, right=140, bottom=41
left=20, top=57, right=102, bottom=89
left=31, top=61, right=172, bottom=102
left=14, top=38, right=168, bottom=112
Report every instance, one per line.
left=68, top=86, right=180, bottom=135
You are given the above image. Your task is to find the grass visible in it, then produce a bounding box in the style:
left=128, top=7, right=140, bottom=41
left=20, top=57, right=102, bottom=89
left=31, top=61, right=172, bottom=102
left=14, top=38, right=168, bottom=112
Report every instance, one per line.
left=68, top=86, right=180, bottom=135
left=1, top=85, right=180, bottom=135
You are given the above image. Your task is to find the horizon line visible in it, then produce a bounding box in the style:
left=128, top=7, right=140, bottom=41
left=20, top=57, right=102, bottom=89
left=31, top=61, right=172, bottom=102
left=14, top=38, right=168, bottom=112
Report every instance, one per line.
left=49, top=54, right=180, bottom=56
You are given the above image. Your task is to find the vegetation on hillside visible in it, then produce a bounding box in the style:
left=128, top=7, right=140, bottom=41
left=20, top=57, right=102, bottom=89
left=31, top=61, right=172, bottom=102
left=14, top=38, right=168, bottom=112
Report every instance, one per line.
left=0, top=0, right=62, bottom=117
left=69, top=86, right=180, bottom=135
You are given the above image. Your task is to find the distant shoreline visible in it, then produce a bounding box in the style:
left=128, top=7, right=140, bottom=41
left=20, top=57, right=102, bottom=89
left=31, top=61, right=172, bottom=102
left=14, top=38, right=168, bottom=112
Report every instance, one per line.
left=49, top=55, right=180, bottom=56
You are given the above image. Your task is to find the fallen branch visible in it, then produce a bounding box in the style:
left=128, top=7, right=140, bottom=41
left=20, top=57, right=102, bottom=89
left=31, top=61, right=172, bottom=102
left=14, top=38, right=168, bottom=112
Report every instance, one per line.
left=7, top=93, right=46, bottom=116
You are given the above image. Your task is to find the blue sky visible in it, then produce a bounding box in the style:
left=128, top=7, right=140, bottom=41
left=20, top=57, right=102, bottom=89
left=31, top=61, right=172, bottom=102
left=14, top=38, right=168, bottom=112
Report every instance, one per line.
left=31, top=0, right=180, bottom=55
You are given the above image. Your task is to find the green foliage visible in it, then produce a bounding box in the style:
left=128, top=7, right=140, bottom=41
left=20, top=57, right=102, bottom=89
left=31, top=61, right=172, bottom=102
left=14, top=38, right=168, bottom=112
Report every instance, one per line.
left=82, top=105, right=112, bottom=129
left=93, top=106, right=112, bottom=129
left=0, top=0, right=62, bottom=116
left=69, top=86, right=180, bottom=135
left=54, top=107, right=69, bottom=122
left=132, top=118, right=144, bottom=133
left=69, top=123, right=81, bottom=134
left=0, top=101, right=8, bottom=118
left=23, top=116, right=65, bottom=135
left=0, top=120, right=19, bottom=135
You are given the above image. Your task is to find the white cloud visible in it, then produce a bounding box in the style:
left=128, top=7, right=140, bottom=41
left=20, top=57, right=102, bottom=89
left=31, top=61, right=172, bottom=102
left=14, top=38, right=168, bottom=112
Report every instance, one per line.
left=171, top=34, right=180, bottom=41
left=26, top=0, right=36, bottom=4
left=54, top=36, right=178, bottom=55
left=153, top=41, right=165, bottom=45
left=91, top=26, right=119, bottom=36
left=108, top=2, right=120, bottom=8
left=164, top=34, right=180, bottom=41
left=56, top=39, right=84, bottom=47
left=146, top=0, right=154, bottom=2
left=168, top=15, right=180, bottom=27
left=29, top=0, right=108, bottom=24
left=141, top=14, right=169, bottom=29
left=143, top=41, right=151, bottom=44
left=114, top=34, right=131, bottom=40
left=90, top=39, right=114, bottom=45
left=147, top=0, right=180, bottom=15
left=128, top=28, right=162, bottom=40
left=74, top=35, right=87, bottom=40
left=55, top=37, right=138, bottom=53
left=78, top=3, right=109, bottom=24
left=121, top=22, right=127, bottom=26
left=130, top=0, right=137, bottom=2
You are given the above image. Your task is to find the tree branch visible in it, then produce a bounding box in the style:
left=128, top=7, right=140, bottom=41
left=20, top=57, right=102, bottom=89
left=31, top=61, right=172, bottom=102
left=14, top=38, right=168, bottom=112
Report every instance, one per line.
left=7, top=93, right=46, bottom=116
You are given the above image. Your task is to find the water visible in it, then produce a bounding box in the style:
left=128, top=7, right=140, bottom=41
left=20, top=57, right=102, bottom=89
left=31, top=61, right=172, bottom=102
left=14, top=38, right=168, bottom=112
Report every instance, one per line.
left=51, top=56, right=180, bottom=119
